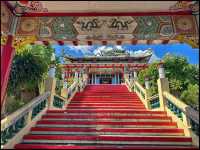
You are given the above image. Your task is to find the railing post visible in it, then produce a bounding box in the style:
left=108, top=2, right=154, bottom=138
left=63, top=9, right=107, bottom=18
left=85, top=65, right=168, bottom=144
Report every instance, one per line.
left=182, top=112, right=192, bottom=137
left=26, top=110, right=33, bottom=124
left=133, top=70, right=138, bottom=92
left=45, top=56, right=56, bottom=109
left=145, top=77, right=151, bottom=109
left=61, top=80, right=68, bottom=98
left=157, top=62, right=170, bottom=111
left=61, top=73, right=68, bottom=98
left=133, top=70, right=138, bottom=80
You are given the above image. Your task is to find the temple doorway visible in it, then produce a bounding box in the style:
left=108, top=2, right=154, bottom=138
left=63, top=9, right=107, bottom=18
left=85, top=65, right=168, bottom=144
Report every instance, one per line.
left=89, top=73, right=122, bottom=84
left=99, top=74, right=112, bottom=84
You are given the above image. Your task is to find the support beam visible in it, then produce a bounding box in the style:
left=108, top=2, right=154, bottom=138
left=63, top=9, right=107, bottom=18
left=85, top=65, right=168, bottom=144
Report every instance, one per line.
left=1, top=35, right=15, bottom=107
left=1, top=15, right=19, bottom=108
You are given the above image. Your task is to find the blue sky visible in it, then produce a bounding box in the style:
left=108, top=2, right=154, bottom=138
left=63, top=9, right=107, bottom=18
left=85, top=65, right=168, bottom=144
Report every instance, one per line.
left=52, top=43, right=199, bottom=64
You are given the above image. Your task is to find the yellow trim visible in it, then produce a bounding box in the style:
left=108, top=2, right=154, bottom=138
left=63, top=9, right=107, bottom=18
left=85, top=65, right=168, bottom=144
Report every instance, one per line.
left=12, top=36, right=37, bottom=50
left=1, top=34, right=7, bottom=46
left=176, top=35, right=199, bottom=48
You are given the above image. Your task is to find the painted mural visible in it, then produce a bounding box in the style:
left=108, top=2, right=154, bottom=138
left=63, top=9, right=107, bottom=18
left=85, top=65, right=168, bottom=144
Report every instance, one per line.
left=74, top=16, right=137, bottom=40
left=15, top=15, right=198, bottom=42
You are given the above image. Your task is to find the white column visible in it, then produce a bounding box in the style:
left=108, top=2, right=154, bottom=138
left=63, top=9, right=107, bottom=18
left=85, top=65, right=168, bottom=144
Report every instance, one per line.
left=114, top=74, right=117, bottom=84
left=91, top=74, right=93, bottom=84
left=118, top=74, right=119, bottom=84
left=95, top=74, right=97, bottom=84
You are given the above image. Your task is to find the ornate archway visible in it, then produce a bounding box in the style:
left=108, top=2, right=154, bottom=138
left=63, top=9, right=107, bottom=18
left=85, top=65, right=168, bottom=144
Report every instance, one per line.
left=1, top=1, right=199, bottom=107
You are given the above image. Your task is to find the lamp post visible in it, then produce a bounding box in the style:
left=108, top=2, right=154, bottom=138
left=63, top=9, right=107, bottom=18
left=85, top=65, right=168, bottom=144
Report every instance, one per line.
left=45, top=53, right=57, bottom=108
left=158, top=62, right=165, bottom=78
left=157, top=61, right=170, bottom=111
left=61, top=72, right=68, bottom=98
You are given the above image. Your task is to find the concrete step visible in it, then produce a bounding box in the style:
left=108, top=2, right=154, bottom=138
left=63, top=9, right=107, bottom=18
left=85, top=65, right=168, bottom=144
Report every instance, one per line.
left=65, top=108, right=147, bottom=111
left=21, top=135, right=193, bottom=146
left=45, top=113, right=168, bottom=117
left=30, top=127, right=184, bottom=136
left=40, top=118, right=172, bottom=122
left=67, top=103, right=145, bottom=106
left=73, top=96, right=138, bottom=98
left=46, top=110, right=167, bottom=114
left=67, top=106, right=145, bottom=109
left=42, top=115, right=172, bottom=120
left=14, top=144, right=198, bottom=150
left=70, top=100, right=144, bottom=105
left=36, top=120, right=177, bottom=128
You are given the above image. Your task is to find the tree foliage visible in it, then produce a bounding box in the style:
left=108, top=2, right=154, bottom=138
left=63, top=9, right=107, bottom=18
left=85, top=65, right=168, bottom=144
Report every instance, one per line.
left=138, top=62, right=159, bottom=96
left=7, top=44, right=54, bottom=99
left=180, top=84, right=199, bottom=110
left=138, top=54, right=199, bottom=109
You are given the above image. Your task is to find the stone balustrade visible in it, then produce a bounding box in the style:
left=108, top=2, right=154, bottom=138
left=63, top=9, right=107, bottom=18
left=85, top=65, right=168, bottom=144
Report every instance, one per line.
left=163, top=91, right=199, bottom=141
left=53, top=95, right=66, bottom=109
left=1, top=92, right=50, bottom=149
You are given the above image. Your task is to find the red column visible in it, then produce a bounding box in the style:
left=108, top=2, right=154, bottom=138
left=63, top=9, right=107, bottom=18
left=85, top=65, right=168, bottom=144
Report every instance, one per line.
left=1, top=35, right=15, bottom=108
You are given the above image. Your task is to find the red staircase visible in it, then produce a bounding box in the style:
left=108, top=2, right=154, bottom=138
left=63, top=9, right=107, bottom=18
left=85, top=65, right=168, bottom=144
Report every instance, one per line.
left=15, top=85, right=198, bottom=149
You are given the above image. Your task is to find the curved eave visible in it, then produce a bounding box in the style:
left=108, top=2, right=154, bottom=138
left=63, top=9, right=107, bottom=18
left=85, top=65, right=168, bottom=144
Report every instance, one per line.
left=65, top=54, right=152, bottom=62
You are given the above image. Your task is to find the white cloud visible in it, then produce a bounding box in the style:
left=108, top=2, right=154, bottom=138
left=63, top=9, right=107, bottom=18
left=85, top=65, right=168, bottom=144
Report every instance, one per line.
left=116, top=45, right=123, bottom=50
left=65, top=45, right=94, bottom=57
left=149, top=53, right=161, bottom=63
left=93, top=45, right=126, bottom=56
left=93, top=46, right=106, bottom=55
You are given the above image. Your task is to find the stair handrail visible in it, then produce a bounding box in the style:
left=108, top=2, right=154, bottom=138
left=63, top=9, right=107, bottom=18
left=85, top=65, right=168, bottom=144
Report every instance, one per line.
left=124, top=74, right=133, bottom=92
left=67, top=80, right=79, bottom=100
left=133, top=80, right=150, bottom=109
left=1, top=91, right=50, bottom=147
left=53, top=94, right=66, bottom=109
left=163, top=91, right=199, bottom=146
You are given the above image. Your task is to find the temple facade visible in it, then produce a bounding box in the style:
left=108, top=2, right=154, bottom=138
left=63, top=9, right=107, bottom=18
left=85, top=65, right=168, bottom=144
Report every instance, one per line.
left=62, top=49, right=151, bottom=84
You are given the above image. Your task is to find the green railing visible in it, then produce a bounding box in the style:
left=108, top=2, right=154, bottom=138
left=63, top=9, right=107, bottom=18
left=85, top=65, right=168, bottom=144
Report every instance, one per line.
left=1, top=92, right=50, bottom=146
left=67, top=81, right=78, bottom=99
left=148, top=95, right=160, bottom=109
left=53, top=95, right=65, bottom=108
left=163, top=91, right=199, bottom=136
left=1, top=116, right=26, bottom=145
left=125, top=77, right=151, bottom=109
left=32, top=99, right=47, bottom=119
left=67, top=76, right=88, bottom=100
left=134, top=81, right=146, bottom=100
left=166, top=99, right=183, bottom=120
left=190, top=118, right=199, bottom=136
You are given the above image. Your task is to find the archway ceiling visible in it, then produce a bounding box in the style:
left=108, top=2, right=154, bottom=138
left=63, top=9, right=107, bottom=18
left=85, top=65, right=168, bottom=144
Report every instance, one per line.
left=6, top=1, right=185, bottom=13
left=1, top=1, right=199, bottom=48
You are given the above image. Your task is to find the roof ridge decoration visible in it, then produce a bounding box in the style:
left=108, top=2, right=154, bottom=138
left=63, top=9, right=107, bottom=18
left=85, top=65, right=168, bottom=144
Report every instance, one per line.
left=12, top=1, right=48, bottom=16
left=169, top=1, right=199, bottom=15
